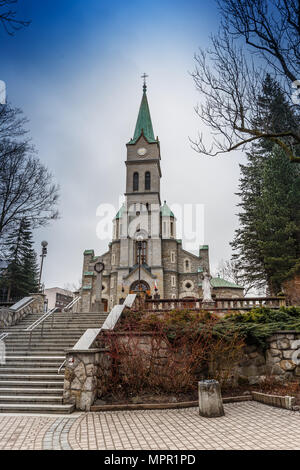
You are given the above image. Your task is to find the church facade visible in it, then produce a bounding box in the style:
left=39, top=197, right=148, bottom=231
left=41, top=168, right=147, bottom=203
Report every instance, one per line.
left=79, top=82, right=243, bottom=312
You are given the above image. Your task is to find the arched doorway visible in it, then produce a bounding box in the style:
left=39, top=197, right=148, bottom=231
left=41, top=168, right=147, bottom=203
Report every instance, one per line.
left=129, top=280, right=150, bottom=296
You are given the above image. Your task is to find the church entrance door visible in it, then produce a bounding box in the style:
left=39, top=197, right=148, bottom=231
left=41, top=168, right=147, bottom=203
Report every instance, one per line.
left=129, top=280, right=150, bottom=296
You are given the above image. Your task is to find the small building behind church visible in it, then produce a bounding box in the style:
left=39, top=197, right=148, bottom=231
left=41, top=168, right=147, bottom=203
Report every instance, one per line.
left=79, top=82, right=244, bottom=312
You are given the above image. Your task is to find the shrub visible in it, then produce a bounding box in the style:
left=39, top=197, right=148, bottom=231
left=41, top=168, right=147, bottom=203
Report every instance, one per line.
left=101, top=314, right=244, bottom=398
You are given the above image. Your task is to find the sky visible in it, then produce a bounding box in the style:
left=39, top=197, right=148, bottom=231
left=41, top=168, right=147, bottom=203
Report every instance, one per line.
left=1, top=0, right=247, bottom=289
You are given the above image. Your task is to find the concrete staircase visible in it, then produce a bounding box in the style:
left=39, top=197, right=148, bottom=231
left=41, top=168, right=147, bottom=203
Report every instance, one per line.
left=0, top=311, right=107, bottom=413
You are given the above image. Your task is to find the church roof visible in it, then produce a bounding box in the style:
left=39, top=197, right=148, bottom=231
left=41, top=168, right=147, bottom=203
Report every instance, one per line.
left=160, top=201, right=174, bottom=218
left=114, top=204, right=125, bottom=220
left=128, top=85, right=156, bottom=145
left=210, top=276, right=243, bottom=289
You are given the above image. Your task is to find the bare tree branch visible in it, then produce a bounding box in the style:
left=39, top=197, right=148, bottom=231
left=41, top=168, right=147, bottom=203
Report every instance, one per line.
left=0, top=0, right=30, bottom=36
left=191, top=13, right=300, bottom=162
left=0, top=104, right=59, bottom=255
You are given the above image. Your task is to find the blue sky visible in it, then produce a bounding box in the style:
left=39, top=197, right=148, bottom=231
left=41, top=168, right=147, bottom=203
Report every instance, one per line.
left=1, top=0, right=246, bottom=288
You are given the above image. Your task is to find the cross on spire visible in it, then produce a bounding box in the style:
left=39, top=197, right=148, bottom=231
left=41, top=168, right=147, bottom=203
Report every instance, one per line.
left=141, top=73, right=148, bottom=92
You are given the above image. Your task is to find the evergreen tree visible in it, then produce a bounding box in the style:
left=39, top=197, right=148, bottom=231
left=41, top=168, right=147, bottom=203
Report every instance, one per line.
left=232, top=75, right=300, bottom=294
left=0, top=218, right=38, bottom=300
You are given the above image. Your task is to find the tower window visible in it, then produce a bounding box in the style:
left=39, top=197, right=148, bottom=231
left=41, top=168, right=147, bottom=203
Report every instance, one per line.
left=184, top=259, right=191, bottom=273
left=136, top=240, right=147, bottom=264
left=133, top=172, right=139, bottom=191
left=145, top=171, right=151, bottom=190
left=170, top=221, right=174, bottom=237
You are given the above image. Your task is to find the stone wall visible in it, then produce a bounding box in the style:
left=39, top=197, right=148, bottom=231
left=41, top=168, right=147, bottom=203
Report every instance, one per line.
left=0, top=294, right=44, bottom=329
left=236, top=332, right=300, bottom=384
left=63, top=348, right=111, bottom=411
left=63, top=329, right=300, bottom=410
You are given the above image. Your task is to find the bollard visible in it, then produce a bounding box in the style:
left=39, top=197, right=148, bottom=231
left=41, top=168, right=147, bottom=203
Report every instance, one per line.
left=198, top=379, right=225, bottom=418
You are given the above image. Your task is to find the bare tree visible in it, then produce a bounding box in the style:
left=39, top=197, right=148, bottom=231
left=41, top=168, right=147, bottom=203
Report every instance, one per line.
left=0, top=104, right=59, bottom=254
left=191, top=0, right=300, bottom=162
left=218, top=0, right=299, bottom=83
left=215, top=258, right=262, bottom=295
left=0, top=0, right=30, bottom=35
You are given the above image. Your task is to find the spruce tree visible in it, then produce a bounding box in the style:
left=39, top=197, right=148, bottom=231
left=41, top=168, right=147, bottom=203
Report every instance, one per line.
left=232, top=75, right=300, bottom=294
left=1, top=218, right=39, bottom=300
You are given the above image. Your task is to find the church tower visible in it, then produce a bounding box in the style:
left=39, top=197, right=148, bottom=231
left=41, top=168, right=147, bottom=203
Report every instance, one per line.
left=115, top=77, right=164, bottom=298
left=79, top=77, right=244, bottom=314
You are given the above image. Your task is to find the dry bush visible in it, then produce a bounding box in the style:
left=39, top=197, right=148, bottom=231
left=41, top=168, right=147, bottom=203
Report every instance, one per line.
left=100, top=315, right=245, bottom=398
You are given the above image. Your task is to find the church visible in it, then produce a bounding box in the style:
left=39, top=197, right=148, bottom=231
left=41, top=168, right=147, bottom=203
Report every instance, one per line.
left=79, top=80, right=243, bottom=312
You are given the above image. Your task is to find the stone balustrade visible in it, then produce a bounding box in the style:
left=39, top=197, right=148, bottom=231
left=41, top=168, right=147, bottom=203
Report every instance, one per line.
left=0, top=294, right=45, bottom=329
left=143, top=296, right=286, bottom=313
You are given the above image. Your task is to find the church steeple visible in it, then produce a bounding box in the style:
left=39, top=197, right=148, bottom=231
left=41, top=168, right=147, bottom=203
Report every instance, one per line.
left=129, top=75, right=156, bottom=145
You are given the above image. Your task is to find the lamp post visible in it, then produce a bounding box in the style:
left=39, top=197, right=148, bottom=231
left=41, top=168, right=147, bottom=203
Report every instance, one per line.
left=38, top=241, right=48, bottom=292
left=136, top=231, right=146, bottom=292
left=137, top=239, right=143, bottom=292
left=94, top=260, right=105, bottom=312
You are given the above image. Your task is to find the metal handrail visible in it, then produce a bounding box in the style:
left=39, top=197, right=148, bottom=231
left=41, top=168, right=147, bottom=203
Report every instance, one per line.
left=58, top=359, right=66, bottom=374
left=25, top=307, right=58, bottom=349
left=63, top=296, right=81, bottom=312
left=0, top=333, right=9, bottom=341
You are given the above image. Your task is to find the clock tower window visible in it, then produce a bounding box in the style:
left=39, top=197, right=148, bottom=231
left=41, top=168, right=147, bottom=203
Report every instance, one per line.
left=145, top=171, right=151, bottom=190
left=133, top=172, right=139, bottom=191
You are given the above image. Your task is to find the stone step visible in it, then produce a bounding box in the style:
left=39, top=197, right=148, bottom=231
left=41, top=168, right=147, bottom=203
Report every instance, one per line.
left=3, top=355, right=65, bottom=361
left=0, top=374, right=64, bottom=381
left=4, top=352, right=67, bottom=357
left=0, top=387, right=63, bottom=395
left=3, top=362, right=64, bottom=368
left=5, top=340, right=75, bottom=344
left=5, top=346, right=74, bottom=351
left=0, top=395, right=63, bottom=403
left=0, top=368, right=64, bottom=374
left=0, top=403, right=74, bottom=414
left=0, top=380, right=64, bottom=388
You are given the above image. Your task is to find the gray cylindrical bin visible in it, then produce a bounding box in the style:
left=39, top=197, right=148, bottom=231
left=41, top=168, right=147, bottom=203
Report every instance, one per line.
left=198, top=380, right=225, bottom=418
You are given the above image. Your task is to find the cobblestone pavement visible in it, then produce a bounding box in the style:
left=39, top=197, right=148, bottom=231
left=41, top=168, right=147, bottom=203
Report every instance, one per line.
left=1, top=402, right=300, bottom=450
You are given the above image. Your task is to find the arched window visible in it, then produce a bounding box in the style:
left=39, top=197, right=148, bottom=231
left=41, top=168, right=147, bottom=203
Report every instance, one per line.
left=145, top=171, right=151, bottom=190
left=133, top=172, right=139, bottom=191
left=184, top=259, right=191, bottom=273
left=136, top=240, right=147, bottom=264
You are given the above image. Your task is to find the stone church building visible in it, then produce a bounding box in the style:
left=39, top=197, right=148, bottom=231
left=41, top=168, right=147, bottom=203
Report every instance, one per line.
left=79, top=82, right=243, bottom=312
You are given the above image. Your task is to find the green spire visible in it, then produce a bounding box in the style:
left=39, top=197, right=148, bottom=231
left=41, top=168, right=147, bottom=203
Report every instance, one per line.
left=129, top=80, right=156, bottom=145
left=160, top=201, right=175, bottom=218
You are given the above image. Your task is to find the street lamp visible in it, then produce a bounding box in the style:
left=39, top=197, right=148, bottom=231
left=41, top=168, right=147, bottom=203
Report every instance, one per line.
left=38, top=241, right=48, bottom=292
left=136, top=231, right=146, bottom=292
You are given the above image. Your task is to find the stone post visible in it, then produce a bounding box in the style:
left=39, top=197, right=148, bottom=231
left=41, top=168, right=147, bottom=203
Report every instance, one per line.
left=198, top=379, right=225, bottom=418
left=93, top=271, right=104, bottom=312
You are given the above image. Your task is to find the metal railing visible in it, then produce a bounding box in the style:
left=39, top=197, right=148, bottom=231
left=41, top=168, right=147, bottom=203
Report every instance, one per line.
left=58, top=359, right=66, bottom=374
left=63, top=296, right=81, bottom=312
left=25, top=307, right=58, bottom=349
left=0, top=332, right=9, bottom=341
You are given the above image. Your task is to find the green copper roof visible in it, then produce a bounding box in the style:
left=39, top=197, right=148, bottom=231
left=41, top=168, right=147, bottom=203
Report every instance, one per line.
left=199, top=245, right=209, bottom=250
left=114, top=204, right=125, bottom=220
left=129, top=89, right=156, bottom=144
left=160, top=201, right=174, bottom=217
left=210, top=277, right=243, bottom=289
left=84, top=249, right=94, bottom=256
